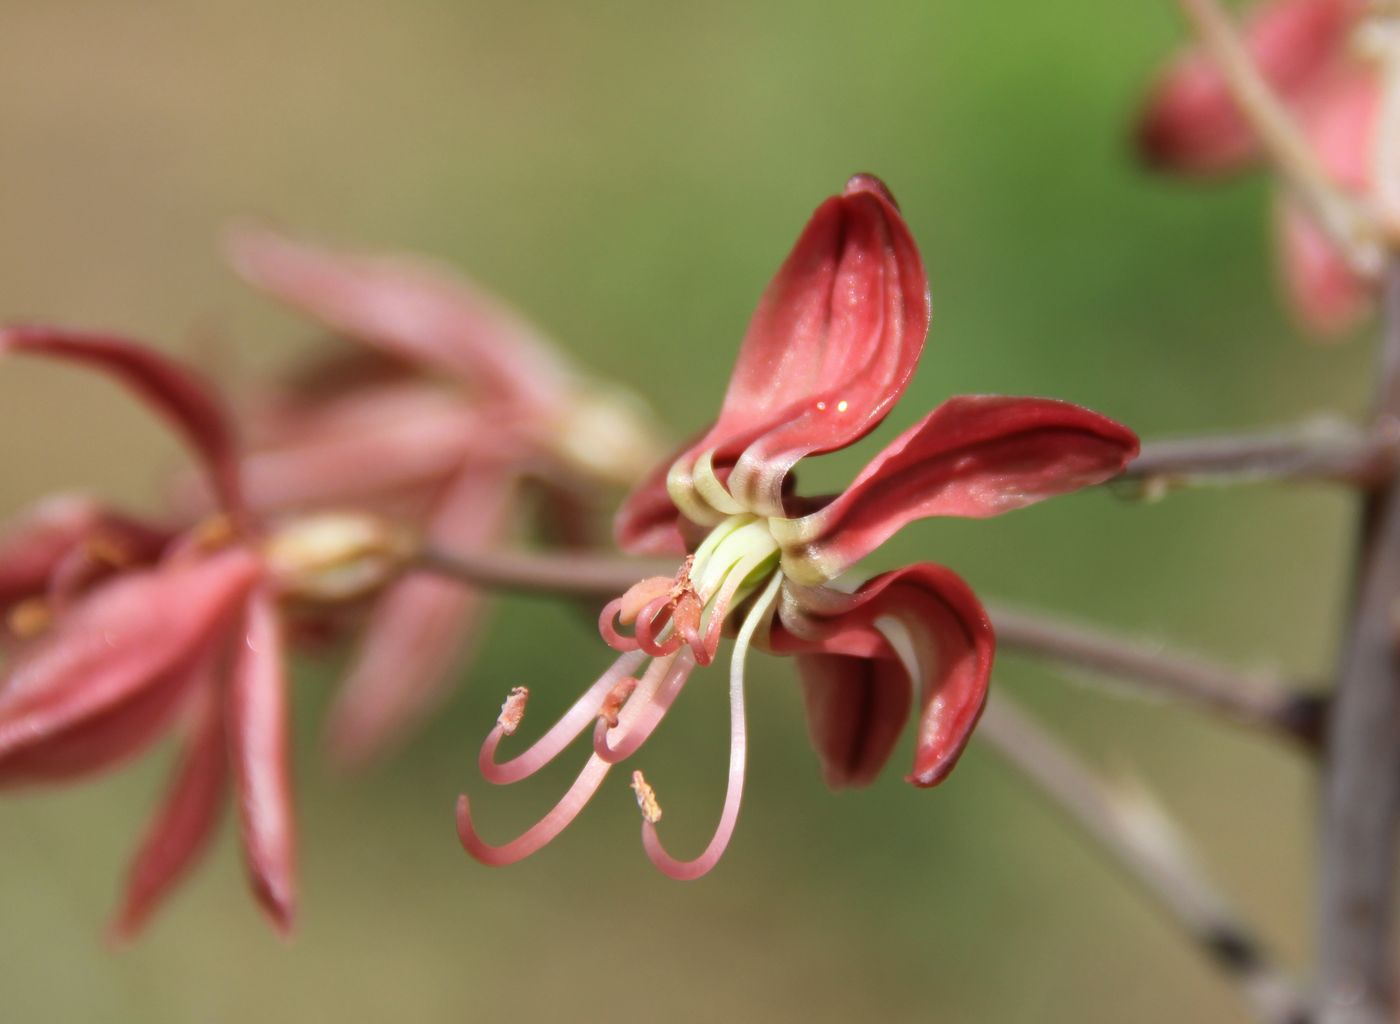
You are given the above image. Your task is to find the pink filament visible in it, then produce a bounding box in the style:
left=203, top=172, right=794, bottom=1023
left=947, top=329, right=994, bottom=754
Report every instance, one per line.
left=632, top=593, right=683, bottom=657
left=593, top=649, right=697, bottom=764
left=457, top=754, right=611, bottom=866
left=478, top=649, right=645, bottom=785
left=639, top=649, right=749, bottom=881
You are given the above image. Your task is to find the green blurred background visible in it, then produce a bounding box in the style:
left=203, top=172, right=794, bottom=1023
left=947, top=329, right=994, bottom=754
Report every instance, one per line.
left=0, top=1, right=1372, bottom=1021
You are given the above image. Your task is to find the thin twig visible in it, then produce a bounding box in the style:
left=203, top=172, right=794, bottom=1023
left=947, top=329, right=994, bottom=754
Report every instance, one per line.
left=1176, top=0, right=1382, bottom=277
left=978, top=694, right=1311, bottom=1024
left=988, top=602, right=1324, bottom=747
left=1119, top=417, right=1400, bottom=497
left=415, top=544, right=1324, bottom=744
left=413, top=545, right=674, bottom=598
left=1316, top=260, right=1400, bottom=1024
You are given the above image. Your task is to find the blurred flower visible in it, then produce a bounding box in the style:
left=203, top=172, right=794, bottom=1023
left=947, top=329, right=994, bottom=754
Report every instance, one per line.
left=0, top=327, right=403, bottom=940
left=1136, top=0, right=1378, bottom=335
left=456, top=175, right=1139, bottom=878
left=226, top=229, right=664, bottom=766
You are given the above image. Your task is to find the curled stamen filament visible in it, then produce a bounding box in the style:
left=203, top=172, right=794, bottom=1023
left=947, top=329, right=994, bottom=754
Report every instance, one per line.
left=457, top=755, right=610, bottom=866
left=638, top=571, right=783, bottom=881
left=479, top=649, right=646, bottom=784
left=593, top=649, right=697, bottom=764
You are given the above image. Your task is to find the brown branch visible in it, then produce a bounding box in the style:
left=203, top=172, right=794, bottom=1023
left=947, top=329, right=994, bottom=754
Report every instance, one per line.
left=988, top=602, right=1324, bottom=747
left=413, top=545, right=675, bottom=598
left=1119, top=418, right=1400, bottom=497
left=978, top=694, right=1311, bottom=1024
left=1316, top=261, right=1400, bottom=1024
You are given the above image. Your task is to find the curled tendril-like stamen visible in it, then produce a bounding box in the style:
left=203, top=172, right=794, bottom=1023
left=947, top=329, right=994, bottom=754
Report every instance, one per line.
left=478, top=650, right=645, bottom=785
left=637, top=571, right=783, bottom=881
left=633, top=592, right=685, bottom=657
left=457, top=755, right=612, bottom=867
left=592, top=649, right=697, bottom=764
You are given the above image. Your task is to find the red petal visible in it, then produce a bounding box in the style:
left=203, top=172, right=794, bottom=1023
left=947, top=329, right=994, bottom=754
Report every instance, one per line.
left=0, top=326, right=246, bottom=520
left=0, top=549, right=261, bottom=784
left=1276, top=194, right=1371, bottom=336
left=772, top=396, right=1138, bottom=581
left=658, top=174, right=930, bottom=520
left=109, top=673, right=229, bottom=942
left=325, top=465, right=517, bottom=767
left=226, top=226, right=573, bottom=412
left=1136, top=0, right=1357, bottom=174
left=614, top=435, right=697, bottom=556
left=771, top=563, right=993, bottom=787
left=228, top=588, right=296, bottom=934
left=795, top=653, right=911, bottom=789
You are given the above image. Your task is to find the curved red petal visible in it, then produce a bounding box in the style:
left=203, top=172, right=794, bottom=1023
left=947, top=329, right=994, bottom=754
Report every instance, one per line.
left=227, top=226, right=573, bottom=412
left=773, top=396, right=1138, bottom=581
left=0, top=549, right=261, bottom=784
left=109, top=673, right=229, bottom=942
left=771, top=563, right=994, bottom=787
left=1136, top=0, right=1358, bottom=174
left=324, top=466, right=517, bottom=768
left=228, top=588, right=296, bottom=934
left=613, top=434, right=696, bottom=556
left=795, top=653, right=911, bottom=790
left=0, top=326, right=246, bottom=520
left=661, top=174, right=930, bottom=520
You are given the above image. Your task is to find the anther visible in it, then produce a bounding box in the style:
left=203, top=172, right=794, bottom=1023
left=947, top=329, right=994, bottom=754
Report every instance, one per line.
left=7, top=597, right=52, bottom=639
left=497, top=687, right=529, bottom=736
left=599, top=677, right=639, bottom=729
left=84, top=533, right=133, bottom=568
left=630, top=770, right=663, bottom=824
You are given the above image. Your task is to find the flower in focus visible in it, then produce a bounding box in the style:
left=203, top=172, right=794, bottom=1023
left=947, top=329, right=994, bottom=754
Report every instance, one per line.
left=1136, top=0, right=1378, bottom=335
left=0, top=327, right=401, bottom=939
left=225, top=229, right=664, bottom=766
left=456, top=175, right=1140, bottom=879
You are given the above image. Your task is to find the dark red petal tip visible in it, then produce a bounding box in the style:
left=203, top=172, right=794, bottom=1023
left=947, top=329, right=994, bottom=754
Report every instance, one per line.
left=844, top=173, right=899, bottom=209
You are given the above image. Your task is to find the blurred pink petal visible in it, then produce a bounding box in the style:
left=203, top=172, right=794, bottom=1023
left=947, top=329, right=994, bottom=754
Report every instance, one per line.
left=0, top=549, right=261, bottom=784
left=325, top=465, right=518, bottom=767
left=1136, top=0, right=1358, bottom=173
left=0, top=326, right=245, bottom=519
left=228, top=587, right=296, bottom=934
left=1276, top=193, right=1372, bottom=335
left=110, top=672, right=229, bottom=941
left=226, top=226, right=573, bottom=412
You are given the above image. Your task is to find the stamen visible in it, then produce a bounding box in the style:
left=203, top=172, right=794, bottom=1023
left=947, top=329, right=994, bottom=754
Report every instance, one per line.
left=457, top=755, right=612, bottom=866
left=593, top=649, right=697, bottom=763
left=479, top=650, right=646, bottom=785
left=639, top=571, right=783, bottom=881
left=497, top=687, right=529, bottom=736
left=630, top=770, right=663, bottom=823
left=598, top=677, right=638, bottom=729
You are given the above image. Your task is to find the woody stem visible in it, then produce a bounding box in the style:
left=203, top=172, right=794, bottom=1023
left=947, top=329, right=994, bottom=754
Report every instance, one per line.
left=1120, top=418, right=1400, bottom=494
left=1315, top=259, right=1400, bottom=1024
left=413, top=544, right=1320, bottom=744
left=978, top=694, right=1310, bottom=1024
left=988, top=602, right=1324, bottom=747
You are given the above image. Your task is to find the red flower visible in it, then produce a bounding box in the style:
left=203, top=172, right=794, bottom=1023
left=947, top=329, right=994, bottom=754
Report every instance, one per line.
left=0, top=327, right=297, bottom=940
left=1135, top=0, right=1378, bottom=335
left=456, top=175, right=1139, bottom=878
left=226, top=229, right=662, bottom=766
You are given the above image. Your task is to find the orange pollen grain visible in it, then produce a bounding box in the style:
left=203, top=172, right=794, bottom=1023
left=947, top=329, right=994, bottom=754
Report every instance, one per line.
left=630, top=770, right=662, bottom=824
left=599, top=677, right=639, bottom=728
left=497, top=687, right=529, bottom=736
